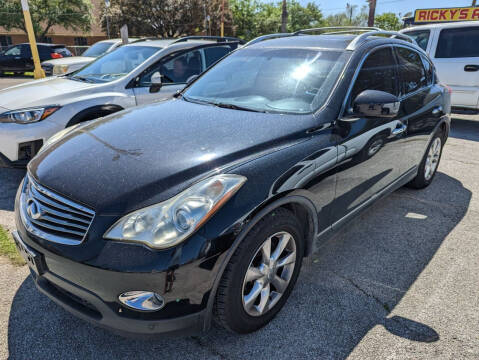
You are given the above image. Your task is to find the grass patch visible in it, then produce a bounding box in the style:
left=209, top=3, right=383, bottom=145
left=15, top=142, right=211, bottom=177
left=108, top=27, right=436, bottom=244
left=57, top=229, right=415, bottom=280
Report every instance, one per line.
left=0, top=225, right=25, bottom=266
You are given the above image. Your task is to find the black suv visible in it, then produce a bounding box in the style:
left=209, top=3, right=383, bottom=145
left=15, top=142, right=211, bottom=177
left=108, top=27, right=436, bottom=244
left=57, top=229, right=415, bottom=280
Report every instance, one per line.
left=13, top=28, right=450, bottom=336
left=0, top=43, right=72, bottom=75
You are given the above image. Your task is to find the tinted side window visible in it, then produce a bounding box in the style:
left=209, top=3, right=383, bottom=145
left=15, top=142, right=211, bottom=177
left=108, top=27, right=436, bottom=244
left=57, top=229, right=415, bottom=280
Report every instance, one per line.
left=4, top=45, right=21, bottom=56
left=351, top=47, right=399, bottom=101
left=204, top=46, right=232, bottom=68
left=436, top=27, right=479, bottom=58
left=138, top=50, right=202, bottom=86
left=395, top=47, right=427, bottom=95
left=421, top=55, right=434, bottom=85
left=403, top=30, right=430, bottom=51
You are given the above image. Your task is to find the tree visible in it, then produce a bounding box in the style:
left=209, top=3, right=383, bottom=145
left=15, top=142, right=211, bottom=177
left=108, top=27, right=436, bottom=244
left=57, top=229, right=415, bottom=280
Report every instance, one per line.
left=375, top=12, right=401, bottom=31
left=103, top=0, right=232, bottom=38
left=0, top=0, right=92, bottom=40
left=325, top=4, right=368, bottom=26
left=288, top=2, right=324, bottom=31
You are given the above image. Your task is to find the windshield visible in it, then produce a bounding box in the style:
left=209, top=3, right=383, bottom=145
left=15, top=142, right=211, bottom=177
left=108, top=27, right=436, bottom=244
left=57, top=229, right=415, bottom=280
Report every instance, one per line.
left=183, top=48, right=349, bottom=114
left=70, top=45, right=160, bottom=83
left=82, top=41, right=115, bottom=57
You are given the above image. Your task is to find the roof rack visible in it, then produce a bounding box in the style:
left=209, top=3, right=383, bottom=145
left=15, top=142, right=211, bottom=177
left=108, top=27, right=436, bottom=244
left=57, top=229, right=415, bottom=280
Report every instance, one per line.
left=293, top=26, right=381, bottom=35
left=244, top=27, right=380, bottom=47
left=346, top=31, right=417, bottom=50
left=171, top=36, right=245, bottom=45
left=244, top=33, right=292, bottom=47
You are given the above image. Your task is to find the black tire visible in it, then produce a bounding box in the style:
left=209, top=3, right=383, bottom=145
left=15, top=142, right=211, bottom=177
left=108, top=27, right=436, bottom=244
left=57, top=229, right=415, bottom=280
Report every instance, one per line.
left=214, top=208, right=304, bottom=334
left=407, top=131, right=444, bottom=189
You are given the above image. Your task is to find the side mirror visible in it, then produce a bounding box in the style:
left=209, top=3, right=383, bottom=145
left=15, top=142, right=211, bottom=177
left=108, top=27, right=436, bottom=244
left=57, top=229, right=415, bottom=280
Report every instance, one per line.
left=149, top=72, right=163, bottom=93
left=352, top=90, right=400, bottom=118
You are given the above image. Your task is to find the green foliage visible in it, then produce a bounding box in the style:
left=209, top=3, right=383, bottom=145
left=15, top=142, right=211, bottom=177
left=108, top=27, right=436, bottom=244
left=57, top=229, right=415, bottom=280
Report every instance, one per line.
left=230, top=0, right=324, bottom=40
left=0, top=0, right=92, bottom=40
left=324, top=5, right=368, bottom=27
left=375, top=12, right=402, bottom=31
left=0, top=225, right=25, bottom=266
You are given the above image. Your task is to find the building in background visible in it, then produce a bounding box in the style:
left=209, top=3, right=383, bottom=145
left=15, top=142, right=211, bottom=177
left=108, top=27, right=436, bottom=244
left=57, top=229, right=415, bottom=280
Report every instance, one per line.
left=0, top=0, right=106, bottom=48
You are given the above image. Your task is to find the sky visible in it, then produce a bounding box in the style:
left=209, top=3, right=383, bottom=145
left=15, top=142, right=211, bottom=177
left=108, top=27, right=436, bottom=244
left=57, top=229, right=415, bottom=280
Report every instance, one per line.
left=269, top=0, right=476, bottom=17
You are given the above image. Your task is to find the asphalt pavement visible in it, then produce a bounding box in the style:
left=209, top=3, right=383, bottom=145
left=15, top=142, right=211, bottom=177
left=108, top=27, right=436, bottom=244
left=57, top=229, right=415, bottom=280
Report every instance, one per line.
left=0, top=77, right=478, bottom=359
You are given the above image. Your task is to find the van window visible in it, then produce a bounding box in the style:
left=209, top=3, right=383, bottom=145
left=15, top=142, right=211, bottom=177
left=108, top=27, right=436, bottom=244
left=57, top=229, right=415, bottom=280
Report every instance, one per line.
left=436, top=27, right=479, bottom=58
left=396, top=47, right=427, bottom=95
left=351, top=47, right=399, bottom=100
left=403, top=30, right=430, bottom=51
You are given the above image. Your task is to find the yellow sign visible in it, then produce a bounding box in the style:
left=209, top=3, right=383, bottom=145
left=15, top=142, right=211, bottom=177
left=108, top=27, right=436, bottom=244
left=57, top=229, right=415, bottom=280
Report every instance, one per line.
left=414, top=7, right=479, bottom=23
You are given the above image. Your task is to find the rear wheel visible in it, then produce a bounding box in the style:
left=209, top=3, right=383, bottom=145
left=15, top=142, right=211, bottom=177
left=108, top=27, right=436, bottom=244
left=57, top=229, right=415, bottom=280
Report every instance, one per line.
left=407, top=132, right=443, bottom=189
left=215, top=208, right=304, bottom=333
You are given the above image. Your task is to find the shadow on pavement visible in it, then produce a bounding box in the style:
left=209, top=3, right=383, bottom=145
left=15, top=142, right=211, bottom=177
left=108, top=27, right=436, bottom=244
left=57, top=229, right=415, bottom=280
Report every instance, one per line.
left=0, top=168, right=25, bottom=211
left=450, top=117, right=479, bottom=142
left=7, top=172, right=471, bottom=359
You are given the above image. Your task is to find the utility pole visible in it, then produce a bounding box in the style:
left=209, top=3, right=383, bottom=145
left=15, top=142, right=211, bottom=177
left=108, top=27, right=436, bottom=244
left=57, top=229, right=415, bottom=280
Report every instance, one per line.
left=281, top=0, right=288, bottom=33
left=368, top=0, right=377, bottom=27
left=20, top=0, right=45, bottom=79
left=105, top=0, right=111, bottom=38
left=220, top=0, right=225, bottom=37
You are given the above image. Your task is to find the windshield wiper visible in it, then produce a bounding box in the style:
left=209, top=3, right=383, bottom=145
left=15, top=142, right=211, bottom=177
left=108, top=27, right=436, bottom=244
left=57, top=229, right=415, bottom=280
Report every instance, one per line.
left=68, top=75, right=96, bottom=83
left=212, top=102, right=266, bottom=113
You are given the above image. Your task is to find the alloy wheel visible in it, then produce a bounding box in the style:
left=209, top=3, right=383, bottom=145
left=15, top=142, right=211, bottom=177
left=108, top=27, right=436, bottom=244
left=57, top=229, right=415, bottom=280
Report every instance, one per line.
left=424, top=137, right=441, bottom=181
left=242, top=231, right=297, bottom=317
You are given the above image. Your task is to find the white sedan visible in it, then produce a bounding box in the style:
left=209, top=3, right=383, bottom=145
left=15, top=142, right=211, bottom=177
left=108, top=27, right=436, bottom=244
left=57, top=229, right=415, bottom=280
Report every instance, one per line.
left=0, top=37, right=240, bottom=167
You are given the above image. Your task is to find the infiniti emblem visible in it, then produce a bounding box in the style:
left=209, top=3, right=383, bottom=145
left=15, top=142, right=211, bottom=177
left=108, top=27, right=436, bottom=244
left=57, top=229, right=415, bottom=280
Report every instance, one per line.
left=26, top=198, right=43, bottom=220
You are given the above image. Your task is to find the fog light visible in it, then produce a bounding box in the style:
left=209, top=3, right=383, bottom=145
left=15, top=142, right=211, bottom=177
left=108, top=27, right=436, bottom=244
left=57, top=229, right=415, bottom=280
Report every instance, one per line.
left=118, top=291, right=165, bottom=312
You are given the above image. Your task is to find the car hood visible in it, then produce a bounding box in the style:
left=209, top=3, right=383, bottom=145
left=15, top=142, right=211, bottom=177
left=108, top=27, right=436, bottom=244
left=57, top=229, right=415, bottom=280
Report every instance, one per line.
left=29, top=99, right=312, bottom=213
left=0, top=77, right=97, bottom=110
left=42, top=56, right=95, bottom=66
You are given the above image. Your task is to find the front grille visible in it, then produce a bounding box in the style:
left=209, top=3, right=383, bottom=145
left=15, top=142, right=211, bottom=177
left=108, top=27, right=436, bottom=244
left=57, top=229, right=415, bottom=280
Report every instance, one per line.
left=20, top=176, right=95, bottom=245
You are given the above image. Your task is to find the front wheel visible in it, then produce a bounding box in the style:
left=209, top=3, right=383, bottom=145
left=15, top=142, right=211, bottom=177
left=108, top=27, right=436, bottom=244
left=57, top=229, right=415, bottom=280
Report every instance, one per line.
left=214, top=208, right=304, bottom=333
left=407, top=132, right=443, bottom=189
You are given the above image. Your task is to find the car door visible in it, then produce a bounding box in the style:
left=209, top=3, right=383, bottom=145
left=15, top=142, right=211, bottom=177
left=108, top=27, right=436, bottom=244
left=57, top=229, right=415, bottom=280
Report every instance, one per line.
left=330, top=46, right=406, bottom=227
left=0, top=45, right=22, bottom=71
left=394, top=45, right=446, bottom=170
left=431, top=26, right=479, bottom=108
left=133, top=48, right=204, bottom=105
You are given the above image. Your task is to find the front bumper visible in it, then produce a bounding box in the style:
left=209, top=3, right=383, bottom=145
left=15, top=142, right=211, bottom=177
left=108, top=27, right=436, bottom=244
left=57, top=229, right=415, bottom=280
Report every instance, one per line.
left=0, top=119, right=62, bottom=165
left=12, top=230, right=208, bottom=337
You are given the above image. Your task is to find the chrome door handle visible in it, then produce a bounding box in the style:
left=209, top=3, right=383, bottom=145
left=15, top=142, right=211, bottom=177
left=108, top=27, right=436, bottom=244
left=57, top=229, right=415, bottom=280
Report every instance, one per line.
left=432, top=106, right=443, bottom=116
left=391, top=123, right=407, bottom=136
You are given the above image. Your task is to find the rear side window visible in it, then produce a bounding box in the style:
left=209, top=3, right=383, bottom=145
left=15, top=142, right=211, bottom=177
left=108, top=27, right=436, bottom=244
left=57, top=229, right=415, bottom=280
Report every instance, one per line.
left=421, top=55, right=435, bottom=85
left=403, top=30, right=430, bottom=51
left=351, top=47, right=399, bottom=100
left=436, top=27, right=479, bottom=58
left=204, top=46, right=233, bottom=68
left=395, top=47, right=427, bottom=95
left=53, top=47, right=72, bottom=57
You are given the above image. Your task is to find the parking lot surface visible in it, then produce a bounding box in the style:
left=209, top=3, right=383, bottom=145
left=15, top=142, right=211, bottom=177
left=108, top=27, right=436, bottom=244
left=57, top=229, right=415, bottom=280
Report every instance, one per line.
left=0, top=78, right=478, bottom=359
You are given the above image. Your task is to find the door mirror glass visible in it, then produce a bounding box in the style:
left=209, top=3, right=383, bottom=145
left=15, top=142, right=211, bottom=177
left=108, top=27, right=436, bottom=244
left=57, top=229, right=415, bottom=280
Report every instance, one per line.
left=149, top=71, right=162, bottom=93
left=352, top=90, right=400, bottom=118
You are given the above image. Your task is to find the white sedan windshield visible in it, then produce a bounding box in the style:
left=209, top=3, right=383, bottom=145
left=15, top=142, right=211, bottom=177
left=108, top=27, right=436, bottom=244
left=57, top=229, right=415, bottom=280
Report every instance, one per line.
left=184, top=48, right=349, bottom=114
left=70, top=46, right=160, bottom=83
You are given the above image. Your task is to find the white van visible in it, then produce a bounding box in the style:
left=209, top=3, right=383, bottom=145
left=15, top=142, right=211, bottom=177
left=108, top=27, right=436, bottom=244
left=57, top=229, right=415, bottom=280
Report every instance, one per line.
left=401, top=21, right=479, bottom=112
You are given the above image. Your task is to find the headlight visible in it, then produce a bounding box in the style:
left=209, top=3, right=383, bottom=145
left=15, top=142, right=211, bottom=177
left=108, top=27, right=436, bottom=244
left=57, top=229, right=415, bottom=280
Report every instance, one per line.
left=104, top=174, right=247, bottom=249
left=53, top=64, right=70, bottom=75
left=0, top=106, right=60, bottom=124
